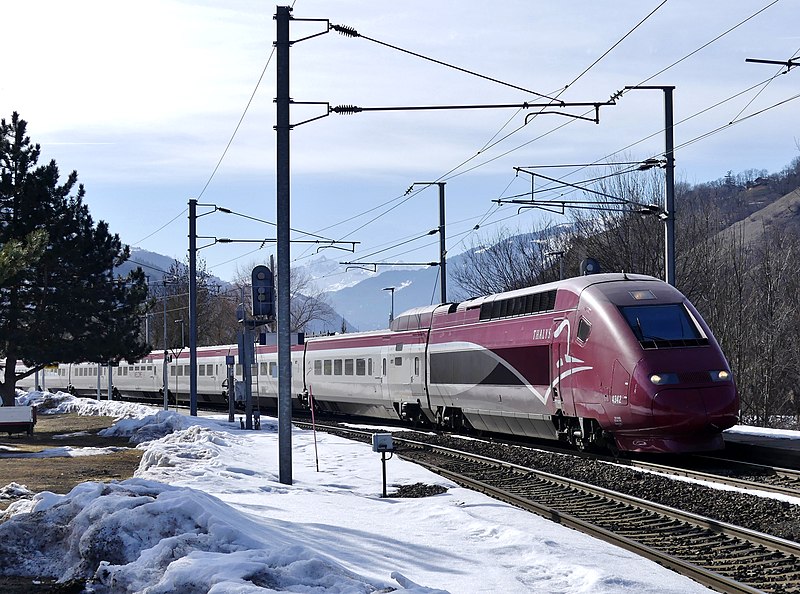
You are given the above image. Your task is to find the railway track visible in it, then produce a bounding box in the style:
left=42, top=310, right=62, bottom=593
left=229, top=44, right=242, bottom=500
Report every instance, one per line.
left=297, top=422, right=800, bottom=593
left=624, top=456, right=800, bottom=501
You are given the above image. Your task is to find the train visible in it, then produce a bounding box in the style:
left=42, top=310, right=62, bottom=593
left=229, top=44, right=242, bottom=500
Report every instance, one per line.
left=22, top=273, right=739, bottom=454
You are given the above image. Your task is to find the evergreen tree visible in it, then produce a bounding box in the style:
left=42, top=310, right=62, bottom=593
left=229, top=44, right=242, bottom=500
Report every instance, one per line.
left=0, top=112, right=150, bottom=405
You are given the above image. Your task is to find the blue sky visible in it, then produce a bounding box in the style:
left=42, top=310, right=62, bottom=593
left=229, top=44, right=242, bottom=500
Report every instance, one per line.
left=2, top=0, right=798, bottom=282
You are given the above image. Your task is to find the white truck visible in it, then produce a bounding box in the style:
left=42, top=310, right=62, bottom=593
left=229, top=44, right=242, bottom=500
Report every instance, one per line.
left=0, top=405, right=37, bottom=436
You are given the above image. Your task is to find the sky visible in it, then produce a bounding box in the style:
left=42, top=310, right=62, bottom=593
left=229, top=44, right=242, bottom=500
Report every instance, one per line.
left=2, top=1, right=799, bottom=284
left=10, top=390, right=797, bottom=592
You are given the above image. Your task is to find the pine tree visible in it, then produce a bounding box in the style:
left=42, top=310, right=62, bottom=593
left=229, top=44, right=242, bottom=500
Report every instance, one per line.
left=0, top=112, right=150, bottom=405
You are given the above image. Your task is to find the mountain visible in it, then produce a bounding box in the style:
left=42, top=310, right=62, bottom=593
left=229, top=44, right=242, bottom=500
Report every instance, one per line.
left=300, top=254, right=380, bottom=293
left=118, top=248, right=231, bottom=291
left=323, top=267, right=442, bottom=331
left=119, top=248, right=181, bottom=283
left=716, top=187, right=800, bottom=248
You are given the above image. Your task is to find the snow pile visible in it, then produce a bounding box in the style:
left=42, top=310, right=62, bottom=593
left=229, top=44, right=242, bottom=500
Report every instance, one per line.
left=99, top=409, right=207, bottom=444
left=3, top=446, right=126, bottom=459
left=16, top=389, right=155, bottom=419
left=0, top=479, right=441, bottom=593
left=0, top=482, right=33, bottom=500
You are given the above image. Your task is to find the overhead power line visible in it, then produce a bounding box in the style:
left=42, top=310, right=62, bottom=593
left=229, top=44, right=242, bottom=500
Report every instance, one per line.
left=330, top=23, right=559, bottom=102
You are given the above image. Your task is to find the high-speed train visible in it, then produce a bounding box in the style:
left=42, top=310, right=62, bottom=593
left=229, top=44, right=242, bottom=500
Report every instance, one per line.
left=35, top=273, right=739, bottom=453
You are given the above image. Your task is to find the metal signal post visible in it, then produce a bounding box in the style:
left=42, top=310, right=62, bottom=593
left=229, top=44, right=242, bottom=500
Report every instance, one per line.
left=276, top=5, right=292, bottom=485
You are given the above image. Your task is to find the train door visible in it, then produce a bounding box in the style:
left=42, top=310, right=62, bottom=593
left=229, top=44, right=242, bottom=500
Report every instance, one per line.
left=552, top=317, right=577, bottom=417
left=380, top=342, right=391, bottom=402
left=386, top=343, right=411, bottom=402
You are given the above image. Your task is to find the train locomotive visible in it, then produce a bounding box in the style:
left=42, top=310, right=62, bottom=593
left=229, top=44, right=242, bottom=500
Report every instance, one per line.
left=42, top=273, right=739, bottom=454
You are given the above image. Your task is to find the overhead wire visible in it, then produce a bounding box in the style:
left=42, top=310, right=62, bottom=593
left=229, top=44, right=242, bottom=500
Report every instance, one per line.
left=728, top=46, right=800, bottom=123
left=304, top=2, right=667, bottom=269
left=331, top=24, right=559, bottom=102
left=442, top=0, right=787, bottom=197
left=626, top=0, right=782, bottom=92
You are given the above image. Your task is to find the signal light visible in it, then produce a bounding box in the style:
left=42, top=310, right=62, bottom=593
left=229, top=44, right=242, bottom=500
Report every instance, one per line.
left=251, top=265, right=274, bottom=318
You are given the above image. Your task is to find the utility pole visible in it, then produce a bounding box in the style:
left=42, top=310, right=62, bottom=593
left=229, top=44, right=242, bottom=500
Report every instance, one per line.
left=625, top=85, right=676, bottom=286
left=162, top=281, right=169, bottom=411
left=411, top=182, right=447, bottom=302
left=663, top=87, right=676, bottom=287
left=188, top=198, right=198, bottom=415
left=275, top=5, right=292, bottom=485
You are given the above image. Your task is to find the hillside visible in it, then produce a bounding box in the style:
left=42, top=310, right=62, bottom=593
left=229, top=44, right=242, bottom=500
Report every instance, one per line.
left=715, top=186, right=800, bottom=248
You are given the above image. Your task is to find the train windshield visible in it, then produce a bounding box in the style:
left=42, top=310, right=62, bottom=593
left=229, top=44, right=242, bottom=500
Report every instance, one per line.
left=619, top=304, right=708, bottom=349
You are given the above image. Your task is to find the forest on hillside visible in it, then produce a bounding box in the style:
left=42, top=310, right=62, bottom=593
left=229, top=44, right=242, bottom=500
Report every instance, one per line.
left=454, top=155, right=800, bottom=428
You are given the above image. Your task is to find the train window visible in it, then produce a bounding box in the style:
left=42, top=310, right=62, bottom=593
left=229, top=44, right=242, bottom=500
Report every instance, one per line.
left=394, top=357, right=403, bottom=366
left=395, top=344, right=403, bottom=352
left=334, top=360, right=343, bottom=375
left=176, top=366, right=183, bottom=377
left=260, top=362, right=268, bottom=376
left=414, top=357, right=419, bottom=375
left=619, top=304, right=708, bottom=349
left=314, top=360, right=322, bottom=375
left=269, top=362, right=277, bottom=378
left=480, top=290, right=557, bottom=321
left=344, top=359, right=354, bottom=375
left=577, top=318, right=592, bottom=343
left=170, top=366, right=176, bottom=376
left=186, top=365, right=191, bottom=376
left=356, top=358, right=366, bottom=375
left=199, top=366, right=206, bottom=376
left=369, top=358, right=373, bottom=376
left=382, top=358, right=387, bottom=376
left=324, top=360, right=332, bottom=375
left=236, top=364, right=242, bottom=376
left=207, top=364, right=213, bottom=375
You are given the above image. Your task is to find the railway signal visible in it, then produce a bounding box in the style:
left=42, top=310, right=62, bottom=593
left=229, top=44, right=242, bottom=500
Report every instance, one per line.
left=251, top=265, right=274, bottom=318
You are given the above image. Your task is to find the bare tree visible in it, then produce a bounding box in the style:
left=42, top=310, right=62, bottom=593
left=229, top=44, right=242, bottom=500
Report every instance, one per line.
left=149, top=259, right=238, bottom=350
left=451, top=222, right=566, bottom=300
left=569, top=165, right=666, bottom=278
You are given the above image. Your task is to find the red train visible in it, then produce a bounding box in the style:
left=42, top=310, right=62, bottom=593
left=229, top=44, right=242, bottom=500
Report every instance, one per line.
left=45, top=273, right=739, bottom=453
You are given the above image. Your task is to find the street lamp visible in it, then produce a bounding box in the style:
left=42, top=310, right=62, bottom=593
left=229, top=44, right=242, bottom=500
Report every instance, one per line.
left=383, top=287, right=395, bottom=323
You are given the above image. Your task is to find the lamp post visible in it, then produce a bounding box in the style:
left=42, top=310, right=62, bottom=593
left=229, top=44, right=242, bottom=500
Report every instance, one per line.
left=383, top=287, right=395, bottom=323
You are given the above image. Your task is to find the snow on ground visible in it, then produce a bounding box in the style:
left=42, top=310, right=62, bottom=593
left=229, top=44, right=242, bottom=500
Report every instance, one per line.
left=0, top=390, right=732, bottom=593
left=725, top=425, right=800, bottom=440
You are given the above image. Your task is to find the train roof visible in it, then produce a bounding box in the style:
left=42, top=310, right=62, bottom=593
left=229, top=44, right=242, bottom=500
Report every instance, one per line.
left=454, top=272, right=660, bottom=312
left=385, top=273, right=664, bottom=331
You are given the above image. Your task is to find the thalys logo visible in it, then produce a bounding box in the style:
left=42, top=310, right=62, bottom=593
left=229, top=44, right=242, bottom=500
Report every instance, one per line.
left=532, top=328, right=551, bottom=341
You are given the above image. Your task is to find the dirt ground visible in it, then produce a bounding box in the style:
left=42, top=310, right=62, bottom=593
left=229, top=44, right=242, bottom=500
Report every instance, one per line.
left=0, top=413, right=142, bottom=593
left=0, top=413, right=141, bottom=511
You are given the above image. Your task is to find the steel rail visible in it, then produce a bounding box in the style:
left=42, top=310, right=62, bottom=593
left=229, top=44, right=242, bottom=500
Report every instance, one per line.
left=425, top=465, right=765, bottom=594
left=394, top=437, right=800, bottom=557
left=624, top=457, right=800, bottom=500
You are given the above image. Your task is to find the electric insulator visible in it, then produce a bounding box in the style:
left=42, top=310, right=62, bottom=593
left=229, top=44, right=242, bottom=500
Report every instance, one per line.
left=333, top=105, right=361, bottom=115
left=332, top=24, right=359, bottom=37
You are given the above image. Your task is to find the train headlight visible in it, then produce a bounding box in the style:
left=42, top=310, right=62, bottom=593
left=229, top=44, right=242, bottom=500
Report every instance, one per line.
left=710, top=370, right=731, bottom=382
left=650, top=372, right=679, bottom=385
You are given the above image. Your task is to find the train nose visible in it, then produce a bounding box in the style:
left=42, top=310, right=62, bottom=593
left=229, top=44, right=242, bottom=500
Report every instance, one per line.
left=652, top=385, right=739, bottom=432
